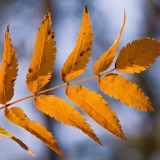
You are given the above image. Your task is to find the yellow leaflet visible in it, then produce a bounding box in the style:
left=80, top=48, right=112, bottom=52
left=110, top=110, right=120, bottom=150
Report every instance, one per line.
left=34, top=95, right=101, bottom=145
left=115, top=38, right=160, bottom=73
left=60, top=5, right=93, bottom=82
left=0, top=25, right=18, bottom=104
left=98, top=73, right=154, bottom=111
left=26, top=11, right=56, bottom=92
left=93, top=11, right=126, bottom=75
left=66, top=85, right=126, bottom=139
left=0, top=125, right=35, bottom=156
left=4, top=107, right=64, bottom=158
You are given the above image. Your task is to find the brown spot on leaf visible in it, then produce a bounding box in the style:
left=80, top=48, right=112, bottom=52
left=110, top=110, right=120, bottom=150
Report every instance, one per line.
left=44, top=59, right=46, bottom=62
left=75, top=62, right=77, bottom=65
left=131, top=62, right=133, bottom=65
left=80, top=51, right=85, bottom=56
left=51, top=33, right=55, bottom=39
left=86, top=47, right=91, bottom=52
left=48, top=30, right=51, bottom=35
left=61, top=73, right=66, bottom=82
left=11, top=78, right=16, bottom=83
left=28, top=68, right=33, bottom=73
left=7, top=64, right=11, bottom=67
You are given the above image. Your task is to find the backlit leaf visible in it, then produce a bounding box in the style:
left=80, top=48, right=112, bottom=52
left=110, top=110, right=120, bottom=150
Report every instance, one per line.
left=93, top=11, right=126, bottom=75
left=26, top=11, right=56, bottom=92
left=0, top=25, right=18, bottom=104
left=115, top=38, right=160, bottom=73
left=4, top=107, right=64, bottom=157
left=60, top=5, right=93, bottom=82
left=34, top=95, right=102, bottom=145
left=0, top=125, right=35, bottom=156
left=98, top=73, right=154, bottom=111
left=66, top=85, right=126, bottom=139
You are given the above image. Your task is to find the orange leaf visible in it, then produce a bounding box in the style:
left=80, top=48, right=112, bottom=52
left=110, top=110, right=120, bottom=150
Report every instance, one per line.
left=0, top=25, right=18, bottom=104
left=26, top=11, right=56, bottom=92
left=0, top=125, right=35, bottom=156
left=98, top=73, right=154, bottom=111
left=34, top=95, right=102, bottom=145
left=4, top=107, right=64, bottom=157
left=93, top=11, right=126, bottom=75
left=66, top=85, right=126, bottom=139
left=60, top=5, right=93, bottom=82
left=115, top=38, right=160, bottom=73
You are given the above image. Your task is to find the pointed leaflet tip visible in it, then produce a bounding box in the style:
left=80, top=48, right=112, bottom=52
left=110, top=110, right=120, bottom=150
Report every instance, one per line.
left=84, top=4, right=88, bottom=12
left=6, top=24, right=10, bottom=32
left=93, top=11, right=126, bottom=75
left=124, top=8, right=126, bottom=23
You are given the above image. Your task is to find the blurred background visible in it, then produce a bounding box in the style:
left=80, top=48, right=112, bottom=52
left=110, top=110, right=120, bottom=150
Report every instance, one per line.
left=0, top=0, right=160, bottom=160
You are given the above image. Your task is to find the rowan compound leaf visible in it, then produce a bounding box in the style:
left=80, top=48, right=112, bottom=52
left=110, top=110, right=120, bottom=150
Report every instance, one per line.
left=98, top=74, right=154, bottom=111
left=66, top=85, right=126, bottom=139
left=34, top=95, right=101, bottom=145
left=26, top=11, right=56, bottom=92
left=0, top=125, right=35, bottom=156
left=60, top=5, right=93, bottom=82
left=4, top=107, right=64, bottom=157
left=0, top=25, right=18, bottom=104
left=93, top=11, right=126, bottom=75
left=115, top=38, right=160, bottom=73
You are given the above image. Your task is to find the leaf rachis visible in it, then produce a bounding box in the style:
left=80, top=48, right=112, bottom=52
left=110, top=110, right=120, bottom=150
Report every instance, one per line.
left=0, top=5, right=159, bottom=158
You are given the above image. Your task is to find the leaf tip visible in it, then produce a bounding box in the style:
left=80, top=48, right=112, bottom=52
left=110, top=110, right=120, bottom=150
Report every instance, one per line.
left=122, top=134, right=127, bottom=140
left=84, top=4, right=88, bottom=13
left=123, top=8, right=126, bottom=23
left=6, top=24, right=10, bottom=31
left=28, top=150, right=36, bottom=157
left=148, top=106, right=154, bottom=112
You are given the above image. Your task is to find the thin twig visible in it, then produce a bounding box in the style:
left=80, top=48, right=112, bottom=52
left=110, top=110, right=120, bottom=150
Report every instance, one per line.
left=0, top=69, right=115, bottom=110
left=0, top=93, right=35, bottom=109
